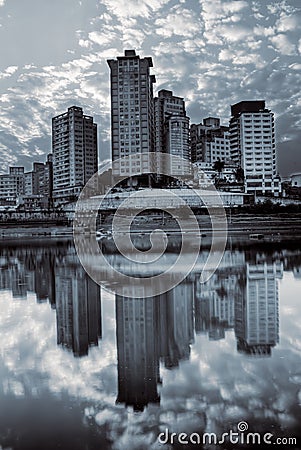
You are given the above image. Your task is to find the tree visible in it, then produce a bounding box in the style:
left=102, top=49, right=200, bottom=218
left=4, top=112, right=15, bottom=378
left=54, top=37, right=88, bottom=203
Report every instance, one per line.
left=234, top=167, right=244, bottom=183
left=213, top=159, right=225, bottom=180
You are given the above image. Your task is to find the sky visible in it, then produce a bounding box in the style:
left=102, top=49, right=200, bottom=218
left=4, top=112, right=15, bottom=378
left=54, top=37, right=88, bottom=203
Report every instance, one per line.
left=0, top=0, right=300, bottom=177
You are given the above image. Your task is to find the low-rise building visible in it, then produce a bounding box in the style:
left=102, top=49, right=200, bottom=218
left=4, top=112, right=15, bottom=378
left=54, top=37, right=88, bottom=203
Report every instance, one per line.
left=0, top=155, right=53, bottom=208
left=291, top=173, right=301, bottom=188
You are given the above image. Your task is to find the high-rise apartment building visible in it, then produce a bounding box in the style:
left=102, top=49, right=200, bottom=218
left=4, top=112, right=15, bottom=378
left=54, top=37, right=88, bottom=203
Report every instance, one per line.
left=154, top=89, right=186, bottom=153
left=107, top=50, right=156, bottom=183
left=229, top=101, right=281, bottom=196
left=190, top=117, right=230, bottom=164
left=154, top=89, right=191, bottom=178
left=52, top=106, right=98, bottom=204
left=165, top=115, right=191, bottom=177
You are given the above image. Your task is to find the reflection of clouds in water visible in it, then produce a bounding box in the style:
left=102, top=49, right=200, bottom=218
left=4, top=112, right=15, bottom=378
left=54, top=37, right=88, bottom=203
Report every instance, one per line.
left=0, top=271, right=300, bottom=446
left=156, top=271, right=301, bottom=437
left=279, top=273, right=301, bottom=352
left=0, top=290, right=117, bottom=404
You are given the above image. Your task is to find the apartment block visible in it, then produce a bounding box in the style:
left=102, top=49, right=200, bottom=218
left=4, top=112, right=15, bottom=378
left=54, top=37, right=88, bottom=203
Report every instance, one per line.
left=229, top=101, right=281, bottom=197
left=0, top=167, right=25, bottom=205
left=107, top=50, right=156, bottom=183
left=190, top=117, right=230, bottom=164
left=52, top=106, right=98, bottom=204
left=154, top=89, right=191, bottom=178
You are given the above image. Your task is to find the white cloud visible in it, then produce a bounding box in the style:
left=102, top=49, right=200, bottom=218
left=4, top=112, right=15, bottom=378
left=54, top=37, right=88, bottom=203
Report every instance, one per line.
left=225, top=0, right=248, bottom=13
left=253, top=25, right=275, bottom=37
left=270, top=33, right=296, bottom=55
left=289, top=63, right=301, bottom=71
left=218, top=49, right=232, bottom=61
left=100, top=0, right=169, bottom=20
left=155, top=8, right=201, bottom=38
left=79, top=39, right=91, bottom=48
left=276, top=13, right=300, bottom=33
left=122, top=28, right=146, bottom=48
left=88, top=30, right=119, bottom=47
left=0, top=66, right=18, bottom=80
left=200, top=0, right=248, bottom=23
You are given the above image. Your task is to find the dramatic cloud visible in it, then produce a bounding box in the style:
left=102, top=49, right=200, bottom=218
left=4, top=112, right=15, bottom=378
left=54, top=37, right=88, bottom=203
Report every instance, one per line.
left=0, top=0, right=300, bottom=175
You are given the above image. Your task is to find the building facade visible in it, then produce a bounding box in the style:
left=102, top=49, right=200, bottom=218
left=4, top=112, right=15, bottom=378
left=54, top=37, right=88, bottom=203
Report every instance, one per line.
left=154, top=89, right=191, bottom=178
left=154, top=89, right=186, bottom=154
left=0, top=157, right=53, bottom=208
left=0, top=167, right=25, bottom=205
left=190, top=117, right=230, bottom=164
left=229, top=101, right=281, bottom=197
left=107, top=50, right=156, bottom=183
left=52, top=106, right=98, bottom=204
left=165, top=115, right=191, bottom=177
left=291, top=173, right=301, bottom=188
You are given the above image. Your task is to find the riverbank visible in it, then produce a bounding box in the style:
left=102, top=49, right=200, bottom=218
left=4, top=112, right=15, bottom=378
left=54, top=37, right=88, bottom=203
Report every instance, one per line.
left=0, top=214, right=301, bottom=243
left=0, top=226, right=73, bottom=241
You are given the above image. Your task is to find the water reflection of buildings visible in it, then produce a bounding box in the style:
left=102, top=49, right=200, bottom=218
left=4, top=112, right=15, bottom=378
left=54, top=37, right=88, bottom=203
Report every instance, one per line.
left=235, top=262, right=282, bottom=357
left=116, top=294, right=160, bottom=412
left=1, top=242, right=298, bottom=411
left=194, top=272, right=238, bottom=340
left=159, top=281, right=194, bottom=368
left=56, top=259, right=102, bottom=357
left=0, top=245, right=102, bottom=357
left=114, top=251, right=287, bottom=409
left=115, top=281, right=195, bottom=411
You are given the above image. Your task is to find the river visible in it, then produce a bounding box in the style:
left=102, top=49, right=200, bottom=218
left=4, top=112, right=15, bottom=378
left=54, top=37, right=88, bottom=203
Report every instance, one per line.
left=0, top=238, right=300, bottom=449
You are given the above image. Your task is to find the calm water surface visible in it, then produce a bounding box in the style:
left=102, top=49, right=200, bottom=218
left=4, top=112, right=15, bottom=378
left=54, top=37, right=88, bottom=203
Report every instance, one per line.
left=0, top=239, right=300, bottom=450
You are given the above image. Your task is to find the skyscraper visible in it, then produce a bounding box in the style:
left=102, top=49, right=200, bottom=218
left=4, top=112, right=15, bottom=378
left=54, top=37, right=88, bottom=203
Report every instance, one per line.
left=107, top=50, right=156, bottom=184
left=229, top=101, right=281, bottom=197
left=52, top=106, right=98, bottom=204
left=154, top=89, right=191, bottom=178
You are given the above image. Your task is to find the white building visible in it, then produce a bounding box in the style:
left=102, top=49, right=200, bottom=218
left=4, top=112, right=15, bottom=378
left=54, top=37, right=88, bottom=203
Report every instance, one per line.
left=229, top=101, right=281, bottom=197
left=194, top=161, right=238, bottom=187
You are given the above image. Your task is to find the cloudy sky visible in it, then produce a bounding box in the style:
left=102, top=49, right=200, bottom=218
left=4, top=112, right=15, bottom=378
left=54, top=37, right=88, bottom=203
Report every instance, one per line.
left=0, top=0, right=300, bottom=176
